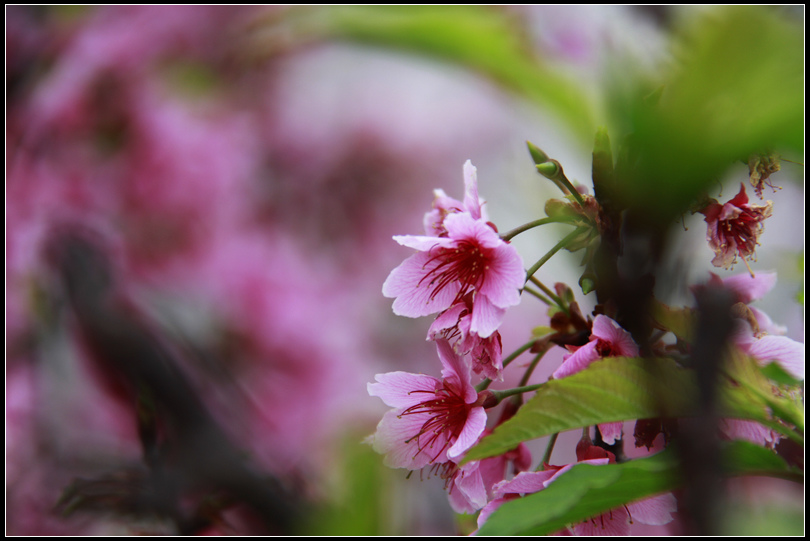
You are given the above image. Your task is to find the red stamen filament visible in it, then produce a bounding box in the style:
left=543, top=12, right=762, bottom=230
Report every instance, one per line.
left=399, top=384, right=470, bottom=463
left=419, top=241, right=490, bottom=305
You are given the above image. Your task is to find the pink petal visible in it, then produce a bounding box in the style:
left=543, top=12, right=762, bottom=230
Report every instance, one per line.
left=597, top=421, right=623, bottom=445
left=367, top=372, right=441, bottom=409
left=552, top=341, right=601, bottom=379
left=493, top=470, right=558, bottom=497
left=371, top=409, right=449, bottom=469
left=448, top=461, right=488, bottom=513
left=591, top=315, right=639, bottom=357
left=478, top=242, right=524, bottom=308
left=383, top=250, right=461, bottom=317
left=392, top=233, right=455, bottom=252
left=571, top=508, right=631, bottom=536
left=436, top=339, right=476, bottom=403
left=722, top=271, right=777, bottom=304
left=442, top=212, right=502, bottom=250
left=469, top=294, right=507, bottom=339
left=427, top=303, right=466, bottom=340
left=719, top=418, right=779, bottom=446
left=746, top=335, right=805, bottom=380
left=462, top=160, right=483, bottom=221
left=447, top=406, right=487, bottom=460
left=626, top=493, right=677, bottom=525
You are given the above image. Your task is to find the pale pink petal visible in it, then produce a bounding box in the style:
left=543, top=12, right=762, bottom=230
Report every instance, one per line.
left=462, top=160, right=483, bottom=221
left=478, top=242, right=525, bottom=308
left=719, top=418, right=779, bottom=446
left=371, top=409, right=449, bottom=469
left=392, top=233, right=456, bottom=252
left=367, top=372, right=441, bottom=409
left=750, top=307, right=787, bottom=336
left=442, top=212, right=503, bottom=250
left=469, top=294, right=507, bottom=339
left=493, top=470, right=558, bottom=497
left=477, top=498, right=507, bottom=530
left=544, top=458, right=609, bottom=487
left=722, top=271, right=777, bottom=304
left=448, top=461, right=488, bottom=513
left=571, top=508, right=630, bottom=536
left=447, top=406, right=487, bottom=460
left=427, top=303, right=466, bottom=340
left=383, top=251, right=461, bottom=317
left=745, top=335, right=805, bottom=380
left=626, top=493, right=677, bottom=525
left=597, top=421, right=623, bottom=445
left=552, top=341, right=601, bottom=379
left=436, top=339, right=477, bottom=403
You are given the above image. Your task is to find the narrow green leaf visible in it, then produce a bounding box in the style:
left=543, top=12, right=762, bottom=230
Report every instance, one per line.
left=476, top=441, right=798, bottom=536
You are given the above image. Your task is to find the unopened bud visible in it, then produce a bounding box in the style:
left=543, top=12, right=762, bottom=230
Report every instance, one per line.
left=526, top=140, right=549, bottom=165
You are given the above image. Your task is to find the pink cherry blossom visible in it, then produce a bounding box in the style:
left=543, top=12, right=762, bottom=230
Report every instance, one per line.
left=552, top=314, right=639, bottom=444
left=423, top=160, right=487, bottom=236
left=367, top=340, right=488, bottom=470
left=699, top=183, right=773, bottom=271
left=383, top=212, right=524, bottom=338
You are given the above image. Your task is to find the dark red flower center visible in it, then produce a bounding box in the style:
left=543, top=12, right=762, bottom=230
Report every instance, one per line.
left=419, top=240, right=490, bottom=305
left=400, top=383, right=470, bottom=463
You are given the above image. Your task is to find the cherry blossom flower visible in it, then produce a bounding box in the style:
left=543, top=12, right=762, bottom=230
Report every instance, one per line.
left=427, top=297, right=504, bottom=380
left=552, top=314, right=639, bottom=444
left=699, top=183, right=773, bottom=272
left=704, top=271, right=786, bottom=335
left=423, top=160, right=487, bottom=237
left=478, top=444, right=676, bottom=535
left=383, top=212, right=524, bottom=339
left=367, top=340, right=488, bottom=470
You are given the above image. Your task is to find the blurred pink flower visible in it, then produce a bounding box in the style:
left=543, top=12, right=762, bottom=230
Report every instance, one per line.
left=552, top=314, right=639, bottom=444
left=383, top=211, right=524, bottom=339
left=367, top=340, right=488, bottom=469
left=699, top=184, right=773, bottom=271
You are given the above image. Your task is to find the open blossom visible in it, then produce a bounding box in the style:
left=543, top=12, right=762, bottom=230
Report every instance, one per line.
left=479, top=444, right=676, bottom=535
left=367, top=340, right=488, bottom=470
left=699, top=183, right=773, bottom=271
left=383, top=212, right=524, bottom=339
left=423, top=160, right=487, bottom=237
left=705, top=271, right=786, bottom=335
left=552, top=314, right=639, bottom=444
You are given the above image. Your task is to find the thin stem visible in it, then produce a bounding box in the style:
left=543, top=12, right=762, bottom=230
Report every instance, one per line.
left=522, top=285, right=553, bottom=305
left=491, top=382, right=544, bottom=402
left=475, top=339, right=537, bottom=392
left=554, top=167, right=586, bottom=208
left=519, top=348, right=548, bottom=388
left=528, top=276, right=568, bottom=315
left=500, top=217, right=571, bottom=242
left=525, top=226, right=589, bottom=284
left=537, top=433, right=559, bottom=470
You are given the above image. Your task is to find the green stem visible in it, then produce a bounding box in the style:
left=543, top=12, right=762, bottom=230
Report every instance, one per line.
left=491, top=382, right=544, bottom=402
left=500, top=217, right=571, bottom=242
left=525, top=226, right=589, bottom=284
left=519, top=349, right=548, bottom=388
left=537, top=433, right=559, bottom=470
left=528, top=276, right=568, bottom=315
left=523, top=285, right=553, bottom=305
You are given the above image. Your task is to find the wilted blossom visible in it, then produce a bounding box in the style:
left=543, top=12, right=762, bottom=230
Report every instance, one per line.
left=552, top=314, right=640, bottom=444
left=699, top=183, right=773, bottom=271
left=478, top=443, right=676, bottom=535
left=427, top=296, right=504, bottom=380
left=383, top=210, right=524, bottom=339
left=367, top=340, right=488, bottom=470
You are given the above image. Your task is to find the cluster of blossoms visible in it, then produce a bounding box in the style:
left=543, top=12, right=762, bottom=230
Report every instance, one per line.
left=369, top=149, right=804, bottom=534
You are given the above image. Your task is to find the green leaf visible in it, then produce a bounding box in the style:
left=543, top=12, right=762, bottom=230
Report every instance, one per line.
left=464, top=355, right=801, bottom=463
left=464, top=357, right=698, bottom=462
left=476, top=441, right=799, bottom=536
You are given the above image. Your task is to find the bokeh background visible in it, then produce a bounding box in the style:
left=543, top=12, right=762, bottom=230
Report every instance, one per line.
left=6, top=6, right=803, bottom=535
